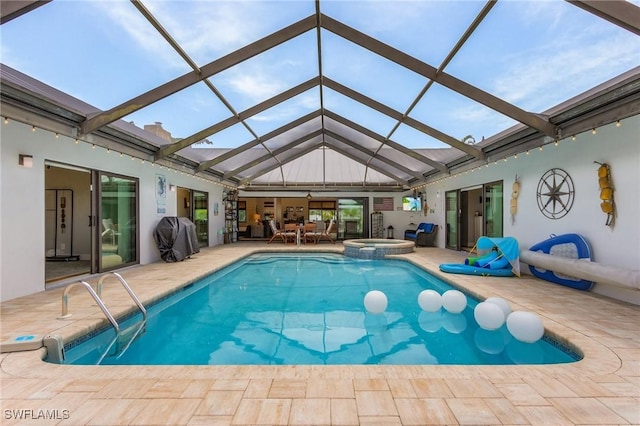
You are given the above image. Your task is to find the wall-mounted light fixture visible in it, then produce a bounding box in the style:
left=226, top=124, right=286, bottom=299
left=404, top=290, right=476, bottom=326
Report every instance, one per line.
left=19, top=154, right=33, bottom=168
left=306, top=191, right=312, bottom=200
left=169, top=184, right=177, bottom=192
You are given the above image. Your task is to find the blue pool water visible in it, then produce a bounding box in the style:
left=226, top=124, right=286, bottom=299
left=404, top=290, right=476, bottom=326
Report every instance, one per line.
left=58, top=253, right=579, bottom=365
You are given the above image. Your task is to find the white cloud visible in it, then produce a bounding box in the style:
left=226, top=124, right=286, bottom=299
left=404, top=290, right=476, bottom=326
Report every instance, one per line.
left=226, top=72, right=285, bottom=103
left=90, top=2, right=186, bottom=69
left=519, top=0, right=569, bottom=31
left=493, top=32, right=639, bottom=111
left=249, top=93, right=316, bottom=123
left=91, top=1, right=276, bottom=70
left=297, top=93, right=319, bottom=110
left=145, top=2, right=265, bottom=61
left=446, top=103, right=515, bottom=140
left=324, top=1, right=433, bottom=34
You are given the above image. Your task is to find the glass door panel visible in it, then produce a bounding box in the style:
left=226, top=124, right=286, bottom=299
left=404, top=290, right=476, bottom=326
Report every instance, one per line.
left=445, top=190, right=460, bottom=250
left=484, top=181, right=504, bottom=238
left=337, top=198, right=366, bottom=240
left=193, top=190, right=209, bottom=247
left=308, top=201, right=336, bottom=223
left=99, top=173, right=138, bottom=270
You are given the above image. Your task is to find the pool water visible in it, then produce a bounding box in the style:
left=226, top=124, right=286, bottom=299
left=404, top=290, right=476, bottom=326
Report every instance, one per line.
left=59, top=253, right=579, bottom=365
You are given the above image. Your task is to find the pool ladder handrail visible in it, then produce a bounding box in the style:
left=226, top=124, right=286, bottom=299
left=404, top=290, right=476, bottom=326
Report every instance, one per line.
left=58, top=272, right=147, bottom=334
left=58, top=281, right=120, bottom=333
left=97, top=319, right=147, bottom=364
left=96, top=272, right=147, bottom=321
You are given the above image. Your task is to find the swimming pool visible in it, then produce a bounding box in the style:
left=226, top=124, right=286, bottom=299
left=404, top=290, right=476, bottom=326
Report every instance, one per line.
left=56, top=253, right=579, bottom=366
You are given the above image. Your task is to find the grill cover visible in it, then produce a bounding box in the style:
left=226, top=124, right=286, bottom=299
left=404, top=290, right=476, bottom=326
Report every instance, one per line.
left=153, top=217, right=200, bottom=262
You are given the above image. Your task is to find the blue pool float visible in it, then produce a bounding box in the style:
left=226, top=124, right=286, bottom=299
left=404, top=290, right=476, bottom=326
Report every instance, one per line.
left=528, top=233, right=594, bottom=290
left=440, top=236, right=519, bottom=277
left=439, top=263, right=515, bottom=277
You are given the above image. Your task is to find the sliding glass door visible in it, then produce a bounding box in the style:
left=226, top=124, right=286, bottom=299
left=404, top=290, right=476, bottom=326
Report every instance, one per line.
left=177, top=187, right=209, bottom=247
left=98, top=172, right=138, bottom=270
left=484, top=181, right=504, bottom=238
left=445, top=190, right=460, bottom=250
left=446, top=181, right=504, bottom=251
left=193, top=190, right=209, bottom=247
left=337, top=198, right=368, bottom=240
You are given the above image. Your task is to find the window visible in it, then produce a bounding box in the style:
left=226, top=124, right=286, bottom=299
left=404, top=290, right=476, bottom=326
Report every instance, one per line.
left=238, top=201, right=247, bottom=224
left=308, top=200, right=336, bottom=222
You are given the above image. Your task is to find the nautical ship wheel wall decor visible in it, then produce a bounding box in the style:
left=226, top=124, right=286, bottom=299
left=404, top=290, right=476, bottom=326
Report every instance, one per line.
left=536, top=168, right=575, bottom=219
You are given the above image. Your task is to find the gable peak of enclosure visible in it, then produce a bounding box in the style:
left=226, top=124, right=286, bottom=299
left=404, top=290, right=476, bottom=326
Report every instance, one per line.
left=1, top=0, right=639, bottom=191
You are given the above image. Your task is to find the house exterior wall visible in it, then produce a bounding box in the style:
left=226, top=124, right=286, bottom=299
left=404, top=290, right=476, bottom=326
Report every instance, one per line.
left=422, top=116, right=640, bottom=304
left=1, top=116, right=638, bottom=303
left=0, top=120, right=225, bottom=302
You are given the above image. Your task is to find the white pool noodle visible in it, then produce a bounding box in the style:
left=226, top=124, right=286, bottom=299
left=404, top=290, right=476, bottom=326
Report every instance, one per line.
left=520, top=250, right=640, bottom=291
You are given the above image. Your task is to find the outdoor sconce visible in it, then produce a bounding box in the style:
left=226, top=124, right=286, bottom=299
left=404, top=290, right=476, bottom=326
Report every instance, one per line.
left=169, top=184, right=176, bottom=192
left=19, top=154, right=33, bottom=168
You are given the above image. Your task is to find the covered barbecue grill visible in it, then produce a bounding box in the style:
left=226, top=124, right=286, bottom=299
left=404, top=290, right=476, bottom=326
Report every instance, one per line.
left=153, top=217, right=200, bottom=262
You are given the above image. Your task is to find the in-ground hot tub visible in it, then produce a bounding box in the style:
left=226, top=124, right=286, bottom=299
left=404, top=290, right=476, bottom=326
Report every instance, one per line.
left=343, top=239, right=415, bottom=259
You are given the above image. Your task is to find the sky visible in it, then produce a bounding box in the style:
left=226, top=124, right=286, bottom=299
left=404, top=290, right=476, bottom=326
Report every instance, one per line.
left=1, top=0, right=639, bottom=151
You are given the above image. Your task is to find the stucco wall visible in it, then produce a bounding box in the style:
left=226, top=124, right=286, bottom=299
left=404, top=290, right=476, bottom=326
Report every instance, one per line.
left=1, top=116, right=638, bottom=303
left=422, top=116, right=640, bottom=303
left=0, top=120, right=225, bottom=301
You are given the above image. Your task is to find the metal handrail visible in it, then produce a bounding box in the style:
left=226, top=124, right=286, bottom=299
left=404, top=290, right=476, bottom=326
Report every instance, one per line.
left=96, top=319, right=147, bottom=364
left=58, top=281, right=120, bottom=333
left=97, top=272, right=147, bottom=321
left=58, top=273, right=147, bottom=335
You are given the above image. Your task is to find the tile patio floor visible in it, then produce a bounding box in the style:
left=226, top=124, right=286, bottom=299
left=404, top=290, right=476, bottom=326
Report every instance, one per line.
left=1, top=242, right=638, bottom=425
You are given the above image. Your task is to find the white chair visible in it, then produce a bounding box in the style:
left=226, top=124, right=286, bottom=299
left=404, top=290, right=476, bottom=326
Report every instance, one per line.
left=101, top=218, right=119, bottom=245
left=317, top=219, right=336, bottom=244
left=267, top=220, right=286, bottom=244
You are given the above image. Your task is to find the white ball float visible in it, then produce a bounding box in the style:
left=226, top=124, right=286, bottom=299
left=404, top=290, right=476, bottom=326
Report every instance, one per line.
left=474, top=302, right=506, bottom=330
left=363, top=290, right=388, bottom=314
left=418, top=290, right=442, bottom=312
left=441, top=289, right=467, bottom=314
left=506, top=311, right=544, bottom=343
left=485, top=297, right=512, bottom=318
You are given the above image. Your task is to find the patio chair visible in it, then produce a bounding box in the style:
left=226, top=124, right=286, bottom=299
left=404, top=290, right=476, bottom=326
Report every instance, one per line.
left=317, top=219, right=336, bottom=244
left=267, top=220, right=286, bottom=244
left=303, top=222, right=320, bottom=244
left=283, top=223, right=298, bottom=244
left=404, top=222, right=437, bottom=247
left=101, top=218, right=119, bottom=245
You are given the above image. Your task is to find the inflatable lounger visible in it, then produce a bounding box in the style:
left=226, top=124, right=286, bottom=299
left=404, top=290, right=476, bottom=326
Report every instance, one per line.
left=528, top=233, right=594, bottom=290
left=440, top=241, right=516, bottom=277
left=439, top=263, right=515, bottom=277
